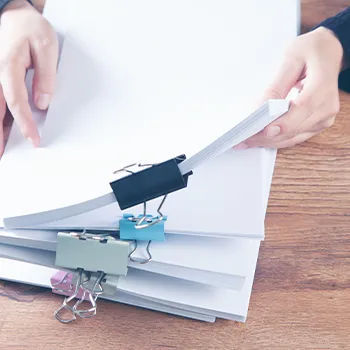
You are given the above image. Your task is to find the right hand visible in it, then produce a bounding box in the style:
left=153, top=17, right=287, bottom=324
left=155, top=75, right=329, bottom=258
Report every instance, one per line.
left=235, top=27, right=344, bottom=149
left=0, top=0, right=58, bottom=155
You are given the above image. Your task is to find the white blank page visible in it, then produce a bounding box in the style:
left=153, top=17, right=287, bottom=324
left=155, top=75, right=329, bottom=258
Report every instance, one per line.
left=0, top=257, right=215, bottom=322
left=0, top=0, right=299, bottom=228
left=118, top=265, right=257, bottom=321
left=0, top=228, right=260, bottom=289
left=29, top=149, right=267, bottom=238
left=0, top=245, right=257, bottom=320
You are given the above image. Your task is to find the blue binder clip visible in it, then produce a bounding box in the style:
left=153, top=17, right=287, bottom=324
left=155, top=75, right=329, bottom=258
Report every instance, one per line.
left=119, top=197, right=167, bottom=264
left=119, top=214, right=167, bottom=242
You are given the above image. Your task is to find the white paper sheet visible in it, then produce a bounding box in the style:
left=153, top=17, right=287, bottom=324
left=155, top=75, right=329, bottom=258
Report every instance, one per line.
left=0, top=229, right=260, bottom=289
left=0, top=0, right=299, bottom=237
left=0, top=257, right=215, bottom=322
left=0, top=244, right=259, bottom=321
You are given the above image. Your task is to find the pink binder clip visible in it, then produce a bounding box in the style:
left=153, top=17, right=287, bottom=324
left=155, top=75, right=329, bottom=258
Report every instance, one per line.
left=50, top=270, right=90, bottom=301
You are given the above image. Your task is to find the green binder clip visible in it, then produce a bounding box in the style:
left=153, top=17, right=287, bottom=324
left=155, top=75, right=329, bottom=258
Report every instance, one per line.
left=55, top=231, right=130, bottom=276
left=53, top=231, right=129, bottom=324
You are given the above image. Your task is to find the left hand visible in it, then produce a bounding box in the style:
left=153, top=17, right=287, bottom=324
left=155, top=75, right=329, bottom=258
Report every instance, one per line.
left=0, top=0, right=58, bottom=154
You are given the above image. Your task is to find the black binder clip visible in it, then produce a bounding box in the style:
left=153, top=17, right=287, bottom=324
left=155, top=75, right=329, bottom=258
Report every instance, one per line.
left=110, top=154, right=192, bottom=210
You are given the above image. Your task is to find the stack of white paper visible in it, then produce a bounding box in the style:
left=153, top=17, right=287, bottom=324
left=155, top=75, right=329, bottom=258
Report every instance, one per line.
left=0, top=0, right=300, bottom=323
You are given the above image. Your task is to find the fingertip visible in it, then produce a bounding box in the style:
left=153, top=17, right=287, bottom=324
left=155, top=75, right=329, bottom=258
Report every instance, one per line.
left=265, top=125, right=281, bottom=138
left=22, top=125, right=40, bottom=148
left=34, top=92, right=51, bottom=110
left=26, top=133, right=40, bottom=148
left=13, top=110, right=41, bottom=148
left=28, top=137, right=40, bottom=148
left=233, top=142, right=249, bottom=150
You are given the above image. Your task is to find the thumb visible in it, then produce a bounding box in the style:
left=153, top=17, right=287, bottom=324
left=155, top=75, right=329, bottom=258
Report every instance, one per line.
left=258, top=55, right=305, bottom=105
left=30, top=34, right=59, bottom=110
left=234, top=55, right=306, bottom=149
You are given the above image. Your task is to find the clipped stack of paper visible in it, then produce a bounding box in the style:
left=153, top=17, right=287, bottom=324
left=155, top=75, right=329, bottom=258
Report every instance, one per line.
left=0, top=0, right=300, bottom=323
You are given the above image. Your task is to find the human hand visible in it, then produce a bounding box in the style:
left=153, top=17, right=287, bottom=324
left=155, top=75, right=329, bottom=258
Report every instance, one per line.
left=0, top=0, right=58, bottom=155
left=235, top=26, right=344, bottom=149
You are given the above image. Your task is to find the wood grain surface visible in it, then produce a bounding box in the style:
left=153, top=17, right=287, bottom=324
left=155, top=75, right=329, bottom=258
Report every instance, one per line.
left=1, top=1, right=350, bottom=349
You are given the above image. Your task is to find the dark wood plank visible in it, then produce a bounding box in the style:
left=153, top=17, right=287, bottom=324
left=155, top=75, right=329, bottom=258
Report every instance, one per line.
left=1, top=1, right=350, bottom=349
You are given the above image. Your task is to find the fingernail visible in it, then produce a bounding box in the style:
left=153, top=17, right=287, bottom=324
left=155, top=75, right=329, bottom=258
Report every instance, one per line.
left=266, top=125, right=281, bottom=137
left=233, top=142, right=248, bottom=150
left=27, top=136, right=40, bottom=147
left=36, top=93, right=51, bottom=110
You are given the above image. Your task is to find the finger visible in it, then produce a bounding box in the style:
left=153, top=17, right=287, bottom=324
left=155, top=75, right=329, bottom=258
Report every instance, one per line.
left=315, top=115, right=336, bottom=130
left=0, top=86, right=7, bottom=155
left=30, top=33, right=58, bottom=110
left=305, top=115, right=336, bottom=135
left=236, top=112, right=336, bottom=150
left=264, top=130, right=320, bottom=149
left=246, top=74, right=332, bottom=148
left=269, top=79, right=315, bottom=134
left=239, top=56, right=307, bottom=149
left=270, top=80, right=339, bottom=137
left=234, top=74, right=307, bottom=149
left=294, top=77, right=306, bottom=91
left=1, top=61, right=40, bottom=146
left=259, top=53, right=305, bottom=103
left=237, top=101, right=307, bottom=148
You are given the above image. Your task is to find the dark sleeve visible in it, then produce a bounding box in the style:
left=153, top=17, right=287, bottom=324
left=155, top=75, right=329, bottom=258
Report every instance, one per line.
left=0, top=0, right=33, bottom=13
left=0, top=0, right=14, bottom=11
left=314, top=7, right=350, bottom=93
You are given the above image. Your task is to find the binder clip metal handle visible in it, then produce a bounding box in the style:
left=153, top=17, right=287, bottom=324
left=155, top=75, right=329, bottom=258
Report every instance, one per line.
left=53, top=269, right=88, bottom=324
left=129, top=195, right=167, bottom=230
left=53, top=270, right=106, bottom=323
left=72, top=271, right=105, bottom=320
left=128, top=240, right=152, bottom=264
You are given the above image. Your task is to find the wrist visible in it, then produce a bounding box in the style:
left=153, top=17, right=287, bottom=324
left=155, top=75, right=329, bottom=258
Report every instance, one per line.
left=315, top=26, right=345, bottom=71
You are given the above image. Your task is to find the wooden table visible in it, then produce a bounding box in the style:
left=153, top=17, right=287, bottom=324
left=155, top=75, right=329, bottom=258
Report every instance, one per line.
left=1, top=1, right=350, bottom=349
